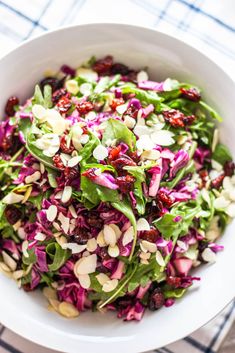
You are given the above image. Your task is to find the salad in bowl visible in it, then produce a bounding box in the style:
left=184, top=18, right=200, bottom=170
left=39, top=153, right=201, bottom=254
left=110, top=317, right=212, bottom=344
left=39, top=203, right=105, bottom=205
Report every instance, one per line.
left=0, top=55, right=234, bottom=321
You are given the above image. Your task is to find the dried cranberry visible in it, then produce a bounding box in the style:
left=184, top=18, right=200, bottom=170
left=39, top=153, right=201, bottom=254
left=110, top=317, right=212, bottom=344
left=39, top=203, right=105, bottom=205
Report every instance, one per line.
left=125, top=105, right=138, bottom=119
left=166, top=276, right=182, bottom=288
left=22, top=283, right=33, bottom=292
left=199, top=169, right=208, bottom=187
left=183, top=115, right=196, bottom=125
left=60, top=135, right=74, bottom=154
left=180, top=87, right=201, bottom=102
left=127, top=151, right=140, bottom=163
left=116, top=296, right=133, bottom=308
left=64, top=167, right=79, bottom=181
left=139, top=228, right=159, bottom=243
left=111, top=63, right=130, bottom=75
left=57, top=96, right=72, bottom=113
left=53, top=154, right=65, bottom=170
left=111, top=156, right=136, bottom=174
left=110, top=98, right=125, bottom=111
left=157, top=190, right=175, bottom=207
left=76, top=101, right=94, bottom=115
left=60, top=64, right=76, bottom=77
left=87, top=213, right=103, bottom=228
left=40, top=77, right=63, bottom=92
left=109, top=145, right=122, bottom=161
left=72, top=228, right=92, bottom=244
left=4, top=205, right=22, bottom=225
left=92, top=55, right=113, bottom=75
left=126, top=70, right=137, bottom=82
left=98, top=248, right=110, bottom=261
left=1, top=135, right=12, bottom=151
left=224, top=160, right=235, bottom=177
left=116, top=175, right=135, bottom=193
left=148, top=287, right=165, bottom=311
left=52, top=88, right=68, bottom=104
left=93, top=101, right=104, bottom=112
left=211, top=174, right=224, bottom=189
left=5, top=96, right=19, bottom=116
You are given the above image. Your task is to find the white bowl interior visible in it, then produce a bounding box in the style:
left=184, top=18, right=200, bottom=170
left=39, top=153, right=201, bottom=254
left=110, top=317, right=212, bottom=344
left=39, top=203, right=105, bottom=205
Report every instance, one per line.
left=0, top=24, right=235, bottom=353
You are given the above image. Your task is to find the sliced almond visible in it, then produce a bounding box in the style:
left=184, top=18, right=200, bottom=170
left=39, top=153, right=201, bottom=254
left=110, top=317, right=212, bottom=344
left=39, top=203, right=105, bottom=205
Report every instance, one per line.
left=22, top=240, right=29, bottom=258
left=136, top=218, right=150, bottom=231
left=214, top=196, right=230, bottom=209
left=58, top=212, right=70, bottom=234
left=55, top=191, right=63, bottom=200
left=93, top=145, right=108, bottom=161
left=12, top=270, right=24, bottom=280
left=140, top=240, right=157, bottom=253
left=35, top=232, right=47, bottom=241
left=76, top=67, right=98, bottom=82
left=225, top=203, right=235, bottom=217
left=139, top=252, right=151, bottom=260
left=201, top=248, right=216, bottom=263
left=46, top=205, right=58, bottom=222
left=122, top=226, right=134, bottom=246
left=103, top=224, right=117, bottom=247
left=68, top=205, right=77, bottom=218
left=96, top=273, right=110, bottom=285
left=141, top=150, right=161, bottom=161
left=177, top=240, right=187, bottom=251
left=137, top=70, right=148, bottom=82
left=0, top=261, right=11, bottom=272
left=140, top=259, right=149, bottom=265
left=25, top=171, right=41, bottom=184
left=53, top=221, right=61, bottom=231
left=61, top=243, right=86, bottom=254
left=108, top=245, right=120, bottom=258
left=74, top=254, right=97, bottom=276
left=48, top=298, right=60, bottom=312
left=59, top=301, right=79, bottom=318
left=102, top=279, right=119, bottom=293
left=56, top=236, right=67, bottom=247
left=18, top=227, right=26, bottom=240
left=68, top=155, right=82, bottom=167
left=124, top=115, right=136, bottom=129
left=2, top=192, right=24, bottom=204
left=86, top=238, right=97, bottom=252
left=65, top=79, right=79, bottom=95
left=43, top=286, right=58, bottom=300
left=97, top=230, right=106, bottom=247
left=13, top=220, right=21, bottom=231
left=2, top=251, right=17, bottom=271
left=212, top=129, right=219, bottom=152
left=155, top=250, right=165, bottom=267
left=78, top=274, right=91, bottom=289
left=61, top=186, right=72, bottom=204
left=109, top=224, right=122, bottom=240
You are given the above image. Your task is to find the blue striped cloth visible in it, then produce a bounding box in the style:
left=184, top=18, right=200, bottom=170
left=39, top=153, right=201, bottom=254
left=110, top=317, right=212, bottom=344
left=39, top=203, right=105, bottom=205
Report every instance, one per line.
left=0, top=1, right=234, bottom=353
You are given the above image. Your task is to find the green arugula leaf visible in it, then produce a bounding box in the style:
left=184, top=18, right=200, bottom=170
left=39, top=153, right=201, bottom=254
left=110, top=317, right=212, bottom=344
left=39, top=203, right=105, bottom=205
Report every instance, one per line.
left=32, top=84, right=52, bottom=108
left=23, top=248, right=37, bottom=265
left=79, top=132, right=100, bottom=165
left=199, top=101, right=222, bottom=122
left=163, top=287, right=186, bottom=299
left=102, top=119, right=136, bottom=151
left=46, top=243, right=70, bottom=271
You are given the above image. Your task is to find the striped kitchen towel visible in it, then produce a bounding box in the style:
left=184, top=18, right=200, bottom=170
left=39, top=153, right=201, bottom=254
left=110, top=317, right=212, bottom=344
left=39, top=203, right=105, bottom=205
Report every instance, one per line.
left=0, top=1, right=234, bottom=353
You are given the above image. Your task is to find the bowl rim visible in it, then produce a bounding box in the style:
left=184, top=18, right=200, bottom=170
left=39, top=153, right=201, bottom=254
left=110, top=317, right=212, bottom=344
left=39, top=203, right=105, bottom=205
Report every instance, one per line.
left=0, top=22, right=235, bottom=353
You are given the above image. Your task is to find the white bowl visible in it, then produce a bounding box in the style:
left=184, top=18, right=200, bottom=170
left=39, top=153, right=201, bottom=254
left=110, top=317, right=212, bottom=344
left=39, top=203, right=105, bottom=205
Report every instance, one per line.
left=0, top=24, right=235, bottom=353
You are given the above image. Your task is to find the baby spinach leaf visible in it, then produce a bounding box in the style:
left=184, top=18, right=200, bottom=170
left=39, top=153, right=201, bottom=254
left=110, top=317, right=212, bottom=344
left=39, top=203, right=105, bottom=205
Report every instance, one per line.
left=79, top=132, right=100, bottom=165
left=120, top=85, right=162, bottom=107
left=212, top=143, right=232, bottom=165
left=32, top=84, right=52, bottom=108
left=163, top=287, right=186, bottom=299
left=102, top=119, right=136, bottom=151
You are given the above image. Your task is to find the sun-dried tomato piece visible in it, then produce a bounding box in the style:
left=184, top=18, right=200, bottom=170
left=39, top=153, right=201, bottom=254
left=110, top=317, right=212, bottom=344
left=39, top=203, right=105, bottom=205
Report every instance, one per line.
left=110, top=98, right=125, bottom=111
left=92, top=55, right=113, bottom=75
left=5, top=96, right=19, bottom=116
left=76, top=101, right=94, bottom=115
left=224, top=160, right=235, bottom=177
left=60, top=135, right=74, bottom=154
left=111, top=156, right=136, bottom=174
left=180, top=87, right=201, bottom=102
left=163, top=109, right=196, bottom=128
left=139, top=228, right=159, bottom=243
left=116, top=175, right=135, bottom=193
left=57, top=96, right=72, bottom=113
left=211, top=174, right=224, bottom=189
left=108, top=145, right=122, bottom=161
left=53, top=154, right=65, bottom=170
left=157, top=190, right=175, bottom=207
